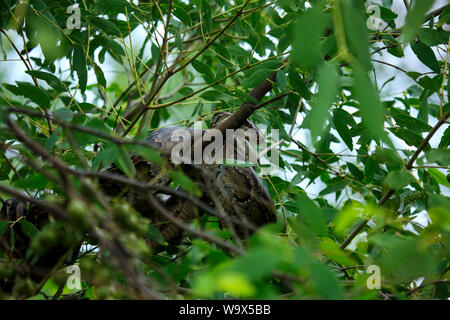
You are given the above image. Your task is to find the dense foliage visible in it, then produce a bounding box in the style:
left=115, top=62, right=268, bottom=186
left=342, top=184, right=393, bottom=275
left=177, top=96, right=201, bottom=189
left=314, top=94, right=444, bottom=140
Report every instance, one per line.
left=0, top=0, right=449, bottom=300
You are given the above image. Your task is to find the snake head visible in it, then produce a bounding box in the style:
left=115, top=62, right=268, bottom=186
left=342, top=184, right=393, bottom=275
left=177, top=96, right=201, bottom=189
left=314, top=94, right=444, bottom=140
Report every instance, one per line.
left=210, top=111, right=265, bottom=143
left=1, top=198, right=27, bottom=221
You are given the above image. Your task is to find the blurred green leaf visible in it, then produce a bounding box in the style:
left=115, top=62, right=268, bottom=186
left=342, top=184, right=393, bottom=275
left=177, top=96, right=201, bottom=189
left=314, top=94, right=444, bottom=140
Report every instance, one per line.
left=403, top=0, right=435, bottom=44
left=0, top=221, right=9, bottom=236
left=191, top=60, right=214, bottom=83
left=133, top=145, right=162, bottom=166
left=292, top=3, right=327, bottom=69
left=384, top=170, right=413, bottom=190
left=306, top=62, right=339, bottom=140
left=169, top=171, right=202, bottom=197
left=373, top=148, right=403, bottom=168
left=296, top=193, right=327, bottom=236
left=353, top=67, right=391, bottom=146
left=19, top=220, right=39, bottom=239
left=426, top=149, right=450, bottom=166
left=341, top=0, right=371, bottom=71
left=428, top=168, right=450, bottom=187
left=439, top=126, right=450, bottom=149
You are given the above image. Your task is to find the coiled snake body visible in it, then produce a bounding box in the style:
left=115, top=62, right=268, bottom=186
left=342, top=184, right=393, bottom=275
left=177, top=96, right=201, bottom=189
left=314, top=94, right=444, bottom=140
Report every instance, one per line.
left=0, top=113, right=277, bottom=292
left=104, top=113, right=277, bottom=248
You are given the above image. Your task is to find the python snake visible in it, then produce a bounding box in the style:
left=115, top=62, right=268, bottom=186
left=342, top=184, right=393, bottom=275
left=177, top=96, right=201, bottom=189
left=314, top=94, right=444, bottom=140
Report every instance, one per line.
left=101, top=112, right=277, bottom=248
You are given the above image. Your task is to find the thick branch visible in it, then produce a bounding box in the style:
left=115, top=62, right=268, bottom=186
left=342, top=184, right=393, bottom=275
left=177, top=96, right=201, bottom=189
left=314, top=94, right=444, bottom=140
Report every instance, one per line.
left=215, top=68, right=279, bottom=134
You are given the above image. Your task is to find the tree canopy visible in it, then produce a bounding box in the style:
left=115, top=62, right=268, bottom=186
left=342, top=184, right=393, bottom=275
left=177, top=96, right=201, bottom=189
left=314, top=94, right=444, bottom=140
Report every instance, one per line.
left=0, top=0, right=449, bottom=300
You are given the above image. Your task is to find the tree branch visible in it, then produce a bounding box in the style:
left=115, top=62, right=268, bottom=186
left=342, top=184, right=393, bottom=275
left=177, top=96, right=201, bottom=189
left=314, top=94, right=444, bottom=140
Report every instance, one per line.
left=340, top=108, right=450, bottom=250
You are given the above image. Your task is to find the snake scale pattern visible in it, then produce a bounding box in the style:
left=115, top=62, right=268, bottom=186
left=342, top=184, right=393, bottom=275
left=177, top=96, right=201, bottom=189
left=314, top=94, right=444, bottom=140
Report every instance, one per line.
left=102, top=112, right=278, bottom=248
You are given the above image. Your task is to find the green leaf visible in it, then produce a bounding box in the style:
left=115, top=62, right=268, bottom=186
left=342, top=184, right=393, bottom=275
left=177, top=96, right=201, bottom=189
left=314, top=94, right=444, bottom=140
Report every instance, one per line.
left=288, top=69, right=311, bottom=100
left=296, top=193, right=327, bottom=236
left=403, top=0, right=435, bottom=44
left=216, top=272, right=255, bottom=297
left=93, top=144, right=119, bottom=170
left=417, top=28, right=446, bottom=47
left=4, top=82, right=51, bottom=109
left=25, top=70, right=66, bottom=92
left=425, top=150, right=450, bottom=166
left=341, top=0, right=370, bottom=71
left=15, top=173, right=49, bottom=190
left=73, top=46, right=87, bottom=93
left=319, top=181, right=347, bottom=196
left=54, top=107, right=73, bottom=121
left=212, top=43, right=231, bottom=66
left=388, top=44, right=404, bottom=58
left=45, top=127, right=62, bottom=150
left=169, top=171, right=202, bottom=197
left=76, top=102, right=97, bottom=113
left=392, top=114, right=432, bottom=132
left=228, top=248, right=283, bottom=281
left=377, top=237, right=438, bottom=282
left=389, top=127, right=425, bottom=149
left=2, top=83, right=22, bottom=96
left=116, top=145, right=136, bottom=178
left=276, top=70, right=288, bottom=92
left=373, top=148, right=403, bottom=168
left=72, top=118, right=109, bottom=146
left=191, top=60, right=214, bottom=83
left=428, top=168, right=450, bottom=187
left=309, top=260, right=343, bottom=299
left=353, top=66, right=391, bottom=146
left=99, top=35, right=125, bottom=57
left=133, top=145, right=162, bottom=166
left=292, top=4, right=327, bottom=69
left=173, top=5, right=192, bottom=26
left=333, top=109, right=354, bottom=150
left=417, top=76, right=440, bottom=93
left=87, top=16, right=121, bottom=37
left=384, top=170, right=413, bottom=190
left=201, top=90, right=223, bottom=101
left=241, top=68, right=273, bottom=89
left=94, top=64, right=106, bottom=87
left=347, top=162, right=364, bottom=181
left=364, top=156, right=377, bottom=182
left=439, top=126, right=450, bottom=149
left=295, top=249, right=343, bottom=299
left=151, top=43, right=160, bottom=63
left=175, top=33, right=183, bottom=52
left=306, top=62, right=339, bottom=140
left=201, top=0, right=212, bottom=33
left=410, top=41, right=440, bottom=74
left=228, top=45, right=249, bottom=58
left=19, top=220, right=40, bottom=239
left=0, top=221, right=9, bottom=236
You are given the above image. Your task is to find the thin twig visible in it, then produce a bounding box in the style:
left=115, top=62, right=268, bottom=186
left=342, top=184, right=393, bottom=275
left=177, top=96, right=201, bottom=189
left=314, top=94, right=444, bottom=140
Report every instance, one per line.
left=340, top=109, right=450, bottom=250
